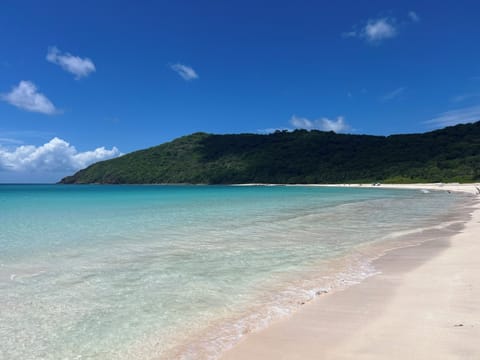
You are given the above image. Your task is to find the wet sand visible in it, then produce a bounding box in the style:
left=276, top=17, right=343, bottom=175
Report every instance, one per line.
left=222, top=185, right=480, bottom=359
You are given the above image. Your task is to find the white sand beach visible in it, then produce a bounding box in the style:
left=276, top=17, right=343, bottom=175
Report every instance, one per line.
left=222, top=184, right=480, bottom=359
left=305, top=183, right=480, bottom=195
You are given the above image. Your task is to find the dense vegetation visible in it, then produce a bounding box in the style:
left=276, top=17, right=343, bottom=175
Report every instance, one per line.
left=60, top=122, right=480, bottom=184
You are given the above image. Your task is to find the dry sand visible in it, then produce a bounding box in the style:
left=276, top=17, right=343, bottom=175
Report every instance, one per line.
left=299, top=182, right=480, bottom=195
left=221, top=184, right=480, bottom=360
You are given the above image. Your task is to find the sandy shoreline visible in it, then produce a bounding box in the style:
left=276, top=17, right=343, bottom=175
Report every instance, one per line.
left=221, top=184, right=480, bottom=359
left=303, top=183, right=480, bottom=195
left=236, top=182, right=480, bottom=195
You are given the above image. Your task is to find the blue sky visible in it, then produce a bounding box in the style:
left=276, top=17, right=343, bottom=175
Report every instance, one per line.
left=1, top=0, right=480, bottom=182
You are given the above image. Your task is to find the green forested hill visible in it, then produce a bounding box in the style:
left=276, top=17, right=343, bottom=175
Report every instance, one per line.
left=60, top=122, right=480, bottom=184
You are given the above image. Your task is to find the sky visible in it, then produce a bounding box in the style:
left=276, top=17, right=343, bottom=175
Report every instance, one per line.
left=1, top=0, right=480, bottom=182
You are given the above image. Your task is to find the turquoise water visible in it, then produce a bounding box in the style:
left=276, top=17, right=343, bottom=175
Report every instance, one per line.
left=0, top=185, right=466, bottom=359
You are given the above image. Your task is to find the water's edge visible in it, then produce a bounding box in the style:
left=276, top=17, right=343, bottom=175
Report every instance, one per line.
left=171, top=192, right=475, bottom=360
left=0, top=185, right=473, bottom=359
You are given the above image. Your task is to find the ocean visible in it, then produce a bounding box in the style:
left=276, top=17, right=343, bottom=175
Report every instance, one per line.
left=0, top=184, right=467, bottom=359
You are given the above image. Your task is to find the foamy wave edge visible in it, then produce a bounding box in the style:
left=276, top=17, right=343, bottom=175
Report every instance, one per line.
left=170, top=219, right=467, bottom=360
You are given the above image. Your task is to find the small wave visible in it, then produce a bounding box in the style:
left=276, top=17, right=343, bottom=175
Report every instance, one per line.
left=168, top=256, right=380, bottom=360
left=8, top=269, right=46, bottom=283
left=378, top=220, right=462, bottom=241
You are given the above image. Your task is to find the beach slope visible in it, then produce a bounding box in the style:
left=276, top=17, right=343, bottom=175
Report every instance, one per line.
left=222, top=190, right=480, bottom=359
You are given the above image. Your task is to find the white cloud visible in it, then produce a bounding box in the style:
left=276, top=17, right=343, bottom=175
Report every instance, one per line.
left=381, top=87, right=406, bottom=101
left=0, top=137, right=121, bottom=173
left=364, top=18, right=397, bottom=42
left=408, top=11, right=420, bottom=22
left=47, top=47, right=96, bottom=79
left=1, top=81, right=57, bottom=114
left=290, top=115, right=351, bottom=133
left=290, top=116, right=314, bottom=129
left=171, top=63, right=199, bottom=81
left=320, top=117, right=351, bottom=132
left=425, top=105, right=480, bottom=127
left=344, top=17, right=397, bottom=44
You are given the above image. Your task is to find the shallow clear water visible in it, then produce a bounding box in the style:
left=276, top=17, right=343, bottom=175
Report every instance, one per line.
left=0, top=185, right=466, bottom=359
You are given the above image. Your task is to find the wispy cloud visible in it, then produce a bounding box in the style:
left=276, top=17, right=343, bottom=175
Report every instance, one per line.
left=344, top=17, right=398, bottom=44
left=408, top=11, right=420, bottom=22
left=257, top=127, right=291, bottom=134
left=364, top=18, right=397, bottom=42
left=0, top=137, right=121, bottom=172
left=170, top=63, right=199, bottom=81
left=344, top=12, right=420, bottom=44
left=381, top=87, right=406, bottom=102
left=47, top=47, right=96, bottom=79
left=425, top=105, right=480, bottom=127
left=0, top=138, right=24, bottom=145
left=290, top=115, right=351, bottom=133
left=1, top=81, right=58, bottom=114
left=451, top=93, right=480, bottom=103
